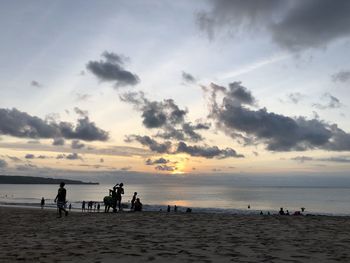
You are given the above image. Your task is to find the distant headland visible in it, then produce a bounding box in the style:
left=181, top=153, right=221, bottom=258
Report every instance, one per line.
left=0, top=175, right=99, bottom=185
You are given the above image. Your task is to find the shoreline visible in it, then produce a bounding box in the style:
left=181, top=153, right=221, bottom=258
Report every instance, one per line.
left=1, top=206, right=350, bottom=262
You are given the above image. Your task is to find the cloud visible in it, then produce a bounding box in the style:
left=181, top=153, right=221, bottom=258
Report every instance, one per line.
left=7, top=156, right=21, bottom=162
left=58, top=117, right=109, bottom=141
left=0, top=159, right=7, bottom=168
left=25, top=154, right=35, bottom=159
left=292, top=156, right=350, bottom=163
left=125, top=135, right=171, bottom=154
left=155, top=164, right=176, bottom=172
left=332, top=70, right=350, bottom=83
left=0, top=108, right=108, bottom=142
left=30, top=80, right=43, bottom=88
left=16, top=163, right=37, bottom=171
left=86, top=51, right=140, bottom=88
left=75, top=93, right=91, bottom=102
left=74, top=107, right=88, bottom=117
left=198, top=0, right=350, bottom=51
left=71, top=139, right=85, bottom=149
left=52, top=137, right=65, bottom=146
left=287, top=92, right=304, bottom=104
left=176, top=141, right=244, bottom=159
left=56, top=153, right=82, bottom=160
left=120, top=91, right=209, bottom=142
left=145, top=157, right=169, bottom=165
left=120, top=166, right=132, bottom=171
left=206, top=82, right=350, bottom=151
left=182, top=71, right=196, bottom=83
left=313, top=93, right=342, bottom=110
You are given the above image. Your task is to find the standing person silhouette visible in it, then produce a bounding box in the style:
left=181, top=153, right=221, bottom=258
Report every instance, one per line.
left=54, top=182, right=68, bottom=218
left=116, top=183, right=124, bottom=211
left=131, top=192, right=137, bottom=210
left=82, top=201, right=86, bottom=212
left=40, top=197, right=45, bottom=209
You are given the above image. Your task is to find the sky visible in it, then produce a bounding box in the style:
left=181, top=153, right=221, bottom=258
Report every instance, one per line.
left=1, top=0, right=350, bottom=181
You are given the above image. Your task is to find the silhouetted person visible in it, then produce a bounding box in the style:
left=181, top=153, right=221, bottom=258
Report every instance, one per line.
left=134, top=198, right=143, bottom=212
left=267, top=211, right=271, bottom=215
left=301, top=207, right=305, bottom=212
left=69, top=203, right=72, bottom=211
left=174, top=205, right=177, bottom=212
left=109, top=186, right=117, bottom=212
left=54, top=182, right=68, bottom=218
left=116, top=183, right=124, bottom=211
left=167, top=205, right=171, bottom=212
left=94, top=202, right=97, bottom=212
left=186, top=208, right=192, bottom=213
left=82, top=201, right=86, bottom=212
left=40, top=197, right=45, bottom=209
left=97, top=203, right=100, bottom=212
left=248, top=204, right=250, bottom=209
left=286, top=210, right=290, bottom=216
left=131, top=192, right=137, bottom=210
left=279, top=207, right=285, bottom=215
left=260, top=211, right=263, bottom=215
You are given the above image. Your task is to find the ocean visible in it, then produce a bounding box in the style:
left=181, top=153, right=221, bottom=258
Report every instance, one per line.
left=1, top=183, right=350, bottom=215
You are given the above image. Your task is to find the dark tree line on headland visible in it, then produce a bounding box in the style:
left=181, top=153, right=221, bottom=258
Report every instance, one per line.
left=0, top=175, right=99, bottom=185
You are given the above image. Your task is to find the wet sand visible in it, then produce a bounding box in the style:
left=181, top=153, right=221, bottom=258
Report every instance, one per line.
left=1, top=206, right=350, bottom=262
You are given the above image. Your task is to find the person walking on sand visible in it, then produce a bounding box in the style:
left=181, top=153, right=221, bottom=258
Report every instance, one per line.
left=40, top=197, right=45, bottom=209
left=82, top=200, right=86, bottom=212
left=116, top=183, right=124, bottom=211
left=131, top=192, right=137, bottom=210
left=54, top=182, right=68, bottom=218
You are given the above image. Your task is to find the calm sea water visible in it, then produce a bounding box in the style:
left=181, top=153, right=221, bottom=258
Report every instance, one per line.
left=1, top=184, right=350, bottom=215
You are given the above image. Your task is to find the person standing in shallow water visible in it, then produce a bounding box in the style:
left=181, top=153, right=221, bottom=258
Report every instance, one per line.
left=54, top=182, right=68, bottom=218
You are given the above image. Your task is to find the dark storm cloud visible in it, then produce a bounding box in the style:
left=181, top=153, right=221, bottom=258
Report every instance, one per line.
left=71, top=140, right=85, bottom=149
left=52, top=137, right=65, bottom=146
left=120, top=92, right=208, bottom=142
left=198, top=0, right=350, bottom=51
left=332, top=70, right=350, bottom=83
left=86, top=51, right=139, bottom=88
left=206, top=82, right=350, bottom=151
left=0, top=159, right=7, bottom=168
left=0, top=108, right=108, bottom=142
left=125, top=135, right=171, bottom=154
left=182, top=71, right=196, bottom=83
left=176, top=141, right=244, bottom=159
left=145, top=157, right=169, bottom=165
left=25, top=154, right=35, bottom=159
left=313, top=93, right=342, bottom=110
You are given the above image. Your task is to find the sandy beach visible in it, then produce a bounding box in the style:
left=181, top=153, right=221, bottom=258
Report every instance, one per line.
left=1, top=207, right=350, bottom=262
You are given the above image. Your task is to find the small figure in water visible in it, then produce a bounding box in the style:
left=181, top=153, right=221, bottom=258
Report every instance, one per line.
left=134, top=198, right=143, bottom=212
left=260, top=211, right=263, bottom=215
left=301, top=207, right=305, bottom=212
left=279, top=207, right=285, bottom=215
left=82, top=200, right=86, bottom=212
left=167, top=205, right=171, bottom=212
left=69, top=203, right=72, bottom=211
left=116, top=183, right=124, bottom=212
left=54, top=182, right=68, bottom=218
left=186, top=208, right=192, bottom=213
left=174, top=205, right=178, bottom=212
left=97, top=203, right=100, bottom=212
left=40, top=197, right=45, bottom=209
left=286, top=210, right=290, bottom=216
left=248, top=204, right=250, bottom=209
left=131, top=192, right=137, bottom=210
